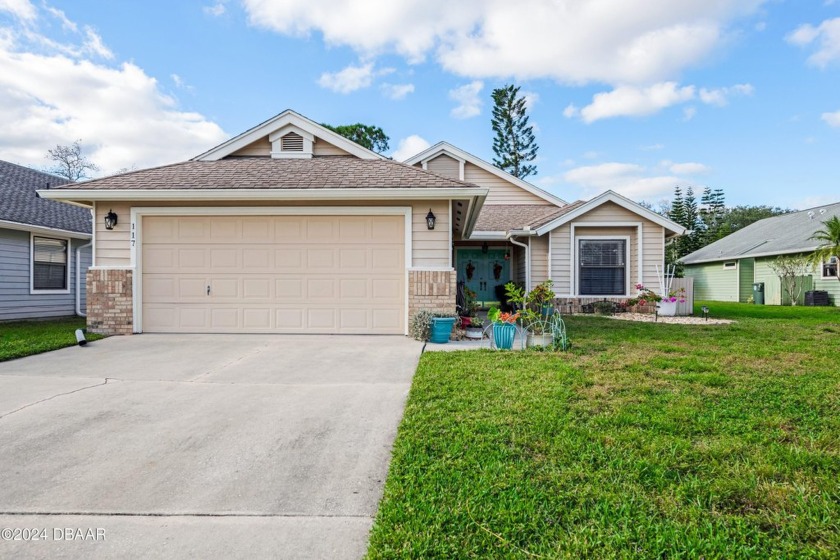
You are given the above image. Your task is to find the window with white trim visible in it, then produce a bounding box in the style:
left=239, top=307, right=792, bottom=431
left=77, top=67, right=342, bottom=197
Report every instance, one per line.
left=722, top=261, right=737, bottom=270
left=32, top=236, right=68, bottom=291
left=822, top=256, right=838, bottom=279
left=579, top=239, right=626, bottom=295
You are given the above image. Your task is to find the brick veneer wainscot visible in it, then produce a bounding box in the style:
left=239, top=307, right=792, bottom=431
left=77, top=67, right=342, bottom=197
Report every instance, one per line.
left=86, top=269, right=133, bottom=335
left=408, top=269, right=456, bottom=319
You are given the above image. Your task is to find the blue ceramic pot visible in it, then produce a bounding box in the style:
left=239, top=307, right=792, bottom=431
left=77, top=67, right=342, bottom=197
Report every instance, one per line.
left=493, top=322, right=516, bottom=349
left=430, top=317, right=456, bottom=343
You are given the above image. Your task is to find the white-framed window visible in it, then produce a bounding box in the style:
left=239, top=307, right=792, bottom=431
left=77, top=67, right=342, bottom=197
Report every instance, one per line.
left=578, top=238, right=628, bottom=296
left=822, top=256, right=838, bottom=279
left=723, top=261, right=737, bottom=270
left=31, top=234, right=70, bottom=293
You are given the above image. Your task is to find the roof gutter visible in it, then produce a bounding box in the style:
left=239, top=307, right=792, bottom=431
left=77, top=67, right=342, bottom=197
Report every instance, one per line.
left=0, top=219, right=91, bottom=239
left=508, top=234, right=531, bottom=292
left=75, top=241, right=92, bottom=317
left=681, top=246, right=822, bottom=265
left=37, top=187, right=489, bottom=202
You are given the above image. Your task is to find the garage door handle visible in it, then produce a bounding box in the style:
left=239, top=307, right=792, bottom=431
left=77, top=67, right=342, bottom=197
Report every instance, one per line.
left=207, top=285, right=211, bottom=296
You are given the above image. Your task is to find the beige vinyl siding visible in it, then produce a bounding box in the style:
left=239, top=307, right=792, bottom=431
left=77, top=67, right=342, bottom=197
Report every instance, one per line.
left=426, top=154, right=460, bottom=180
left=229, top=137, right=270, bottom=157
left=463, top=163, right=551, bottom=206
left=549, top=226, right=572, bottom=294
left=530, top=235, right=549, bottom=285
left=312, top=139, right=351, bottom=157
left=224, top=136, right=351, bottom=158
left=738, top=258, right=755, bottom=302
left=95, top=202, right=131, bottom=267
left=93, top=200, right=450, bottom=269
left=547, top=201, right=666, bottom=296
left=684, top=262, right=739, bottom=302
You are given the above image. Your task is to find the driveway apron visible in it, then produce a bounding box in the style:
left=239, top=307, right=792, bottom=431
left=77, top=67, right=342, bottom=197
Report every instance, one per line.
left=0, top=334, right=422, bottom=559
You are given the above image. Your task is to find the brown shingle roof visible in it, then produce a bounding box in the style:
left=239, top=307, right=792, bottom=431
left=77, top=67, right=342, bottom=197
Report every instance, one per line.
left=55, top=157, right=481, bottom=191
left=474, top=201, right=587, bottom=232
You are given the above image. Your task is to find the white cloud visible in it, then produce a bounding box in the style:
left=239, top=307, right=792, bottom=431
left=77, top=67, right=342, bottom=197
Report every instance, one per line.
left=562, top=104, right=579, bottom=118
left=317, top=62, right=376, bottom=93
left=563, top=161, right=703, bottom=200
left=0, top=0, right=35, bottom=20
left=81, top=27, right=113, bottom=60
left=667, top=161, right=710, bottom=175
left=640, top=143, right=665, bottom=151
left=45, top=6, right=77, bottom=31
left=822, top=110, right=840, bottom=127
left=698, top=83, right=753, bottom=106
left=683, top=106, right=697, bottom=121
left=203, top=3, right=226, bottom=16
left=580, top=82, right=695, bottom=122
left=242, top=0, right=766, bottom=85
left=521, top=90, right=539, bottom=110
left=0, top=5, right=227, bottom=174
left=392, top=134, right=431, bottom=161
left=786, top=18, right=840, bottom=67
left=381, top=82, right=415, bottom=100
left=449, top=80, right=483, bottom=119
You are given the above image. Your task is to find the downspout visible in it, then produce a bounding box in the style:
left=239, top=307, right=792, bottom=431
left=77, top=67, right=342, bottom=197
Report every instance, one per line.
left=76, top=241, right=92, bottom=317
left=508, top=234, right=531, bottom=292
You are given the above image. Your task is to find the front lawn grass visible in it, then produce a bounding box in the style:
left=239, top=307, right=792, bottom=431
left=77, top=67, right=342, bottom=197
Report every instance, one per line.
left=367, top=302, right=840, bottom=559
left=0, top=317, right=103, bottom=362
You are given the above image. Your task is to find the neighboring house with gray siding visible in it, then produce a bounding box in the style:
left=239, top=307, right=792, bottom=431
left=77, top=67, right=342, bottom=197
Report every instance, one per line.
left=0, top=160, right=92, bottom=321
left=681, top=202, right=840, bottom=306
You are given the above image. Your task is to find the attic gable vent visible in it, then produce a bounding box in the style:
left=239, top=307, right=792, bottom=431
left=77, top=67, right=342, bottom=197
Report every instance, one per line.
left=269, top=126, right=313, bottom=159
left=281, top=132, right=304, bottom=152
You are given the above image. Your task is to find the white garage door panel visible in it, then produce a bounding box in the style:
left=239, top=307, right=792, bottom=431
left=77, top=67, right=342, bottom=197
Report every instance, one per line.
left=142, top=215, right=405, bottom=334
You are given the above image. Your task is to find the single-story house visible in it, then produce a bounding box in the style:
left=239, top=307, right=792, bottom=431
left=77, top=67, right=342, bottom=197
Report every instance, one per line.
left=681, top=202, right=839, bottom=306
left=39, top=110, right=685, bottom=335
left=0, top=160, right=92, bottom=321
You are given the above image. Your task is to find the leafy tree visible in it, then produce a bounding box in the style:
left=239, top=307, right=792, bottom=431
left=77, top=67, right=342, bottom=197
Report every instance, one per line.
left=808, top=215, right=840, bottom=282
left=321, top=123, right=390, bottom=153
left=699, top=187, right=726, bottom=244
left=490, top=84, right=538, bottom=179
left=45, top=140, right=99, bottom=181
left=768, top=255, right=810, bottom=305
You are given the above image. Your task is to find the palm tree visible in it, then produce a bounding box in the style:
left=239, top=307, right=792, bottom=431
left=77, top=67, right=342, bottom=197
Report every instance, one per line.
left=809, top=216, right=840, bottom=281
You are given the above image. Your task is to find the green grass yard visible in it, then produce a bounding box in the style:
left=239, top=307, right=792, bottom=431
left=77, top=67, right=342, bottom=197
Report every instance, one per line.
left=367, top=302, right=840, bottom=559
left=0, top=317, right=103, bottom=362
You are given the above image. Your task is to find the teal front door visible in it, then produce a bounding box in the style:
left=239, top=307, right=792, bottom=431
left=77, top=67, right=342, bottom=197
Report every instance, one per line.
left=456, top=248, right=510, bottom=305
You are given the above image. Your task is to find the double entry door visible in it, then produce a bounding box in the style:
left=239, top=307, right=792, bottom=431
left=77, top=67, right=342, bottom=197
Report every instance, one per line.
left=456, top=248, right=510, bottom=305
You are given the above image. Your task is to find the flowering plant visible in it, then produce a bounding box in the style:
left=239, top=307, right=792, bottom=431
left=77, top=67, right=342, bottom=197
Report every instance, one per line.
left=487, top=307, right=520, bottom=324
left=662, top=286, right=687, bottom=303
left=626, top=283, right=661, bottom=307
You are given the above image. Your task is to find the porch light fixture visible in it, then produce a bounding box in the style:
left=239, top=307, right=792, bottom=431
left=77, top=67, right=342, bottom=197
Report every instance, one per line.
left=482, top=242, right=489, bottom=254
left=104, top=209, right=118, bottom=230
left=425, top=209, right=436, bottom=230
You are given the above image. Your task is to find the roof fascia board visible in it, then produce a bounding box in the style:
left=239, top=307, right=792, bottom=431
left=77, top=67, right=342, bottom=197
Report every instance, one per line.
left=38, top=187, right=489, bottom=202
left=193, top=110, right=385, bottom=161
left=535, top=190, right=687, bottom=236
left=405, top=142, right=567, bottom=206
left=0, top=219, right=91, bottom=239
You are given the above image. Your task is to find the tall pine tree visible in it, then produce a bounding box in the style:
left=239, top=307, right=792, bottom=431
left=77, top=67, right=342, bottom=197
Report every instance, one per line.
left=490, top=85, right=538, bottom=179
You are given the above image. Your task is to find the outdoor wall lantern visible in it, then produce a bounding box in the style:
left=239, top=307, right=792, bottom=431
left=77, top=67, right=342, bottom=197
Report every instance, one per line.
left=104, top=209, right=118, bottom=230
left=426, top=209, right=436, bottom=230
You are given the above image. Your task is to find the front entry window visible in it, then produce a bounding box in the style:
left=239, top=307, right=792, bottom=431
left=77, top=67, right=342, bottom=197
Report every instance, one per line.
left=579, top=239, right=626, bottom=295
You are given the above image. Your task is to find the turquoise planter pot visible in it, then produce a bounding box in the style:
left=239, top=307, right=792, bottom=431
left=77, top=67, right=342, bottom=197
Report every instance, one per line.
left=493, top=323, right=517, bottom=349
left=430, top=317, right=456, bottom=344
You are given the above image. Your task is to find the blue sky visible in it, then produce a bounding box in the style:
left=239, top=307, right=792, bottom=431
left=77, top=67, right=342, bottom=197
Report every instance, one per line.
left=0, top=0, right=838, bottom=209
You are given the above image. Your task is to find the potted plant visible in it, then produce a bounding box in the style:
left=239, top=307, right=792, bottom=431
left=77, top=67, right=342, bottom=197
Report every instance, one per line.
left=657, top=286, right=686, bottom=316
left=459, top=287, right=479, bottom=328
left=626, top=283, right=662, bottom=313
left=487, top=306, right=519, bottom=349
left=504, top=280, right=557, bottom=348
left=465, top=317, right=484, bottom=339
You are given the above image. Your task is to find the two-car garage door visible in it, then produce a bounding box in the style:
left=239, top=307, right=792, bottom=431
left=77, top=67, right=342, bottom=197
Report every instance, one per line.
left=141, top=214, right=405, bottom=333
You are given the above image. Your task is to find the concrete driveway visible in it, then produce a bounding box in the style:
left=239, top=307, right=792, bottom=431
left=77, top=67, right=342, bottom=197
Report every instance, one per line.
left=0, top=334, right=423, bottom=559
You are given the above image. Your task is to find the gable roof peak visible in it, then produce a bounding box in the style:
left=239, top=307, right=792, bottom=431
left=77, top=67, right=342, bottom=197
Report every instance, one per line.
left=192, top=109, right=386, bottom=162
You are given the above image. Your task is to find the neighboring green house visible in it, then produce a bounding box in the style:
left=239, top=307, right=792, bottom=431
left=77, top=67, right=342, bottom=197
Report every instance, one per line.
left=681, top=202, right=840, bottom=306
